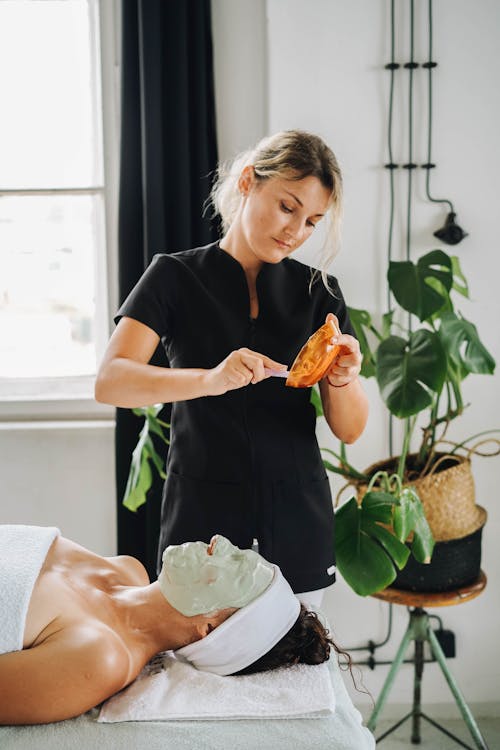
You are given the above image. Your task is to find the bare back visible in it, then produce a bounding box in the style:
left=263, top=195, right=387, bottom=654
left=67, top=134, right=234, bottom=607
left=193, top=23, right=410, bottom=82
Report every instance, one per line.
left=0, top=536, right=151, bottom=725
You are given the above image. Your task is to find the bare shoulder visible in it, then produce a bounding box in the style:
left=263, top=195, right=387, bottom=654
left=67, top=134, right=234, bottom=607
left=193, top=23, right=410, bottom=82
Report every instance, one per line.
left=53, top=621, right=132, bottom=676
left=110, top=554, right=150, bottom=585
left=0, top=622, right=131, bottom=725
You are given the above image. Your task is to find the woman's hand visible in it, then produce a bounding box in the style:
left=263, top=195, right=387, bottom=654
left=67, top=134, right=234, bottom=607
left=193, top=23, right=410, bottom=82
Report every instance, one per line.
left=323, top=313, right=362, bottom=388
left=204, top=348, right=288, bottom=396
left=319, top=313, right=368, bottom=443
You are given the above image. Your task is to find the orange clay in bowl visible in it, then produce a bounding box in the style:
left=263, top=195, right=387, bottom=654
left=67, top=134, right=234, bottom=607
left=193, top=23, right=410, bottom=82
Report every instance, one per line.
left=286, top=319, right=342, bottom=388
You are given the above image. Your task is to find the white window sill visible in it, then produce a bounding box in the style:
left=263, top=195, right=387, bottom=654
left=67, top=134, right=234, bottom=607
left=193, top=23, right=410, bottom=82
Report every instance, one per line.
left=0, top=396, right=115, bottom=423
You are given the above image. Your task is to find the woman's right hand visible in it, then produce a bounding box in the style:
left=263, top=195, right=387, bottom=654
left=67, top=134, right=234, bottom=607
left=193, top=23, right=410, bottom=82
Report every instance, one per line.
left=204, top=348, right=288, bottom=396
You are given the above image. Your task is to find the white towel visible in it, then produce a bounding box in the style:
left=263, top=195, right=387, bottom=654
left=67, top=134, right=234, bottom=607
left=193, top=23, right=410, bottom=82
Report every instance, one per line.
left=0, top=524, right=60, bottom=654
left=98, top=651, right=335, bottom=722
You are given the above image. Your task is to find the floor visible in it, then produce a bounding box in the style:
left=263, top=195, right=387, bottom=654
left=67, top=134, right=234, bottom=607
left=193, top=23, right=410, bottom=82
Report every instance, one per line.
left=366, top=714, right=498, bottom=748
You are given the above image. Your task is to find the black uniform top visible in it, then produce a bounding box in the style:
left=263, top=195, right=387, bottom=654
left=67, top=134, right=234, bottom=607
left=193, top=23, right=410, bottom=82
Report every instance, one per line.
left=116, top=241, right=354, bottom=592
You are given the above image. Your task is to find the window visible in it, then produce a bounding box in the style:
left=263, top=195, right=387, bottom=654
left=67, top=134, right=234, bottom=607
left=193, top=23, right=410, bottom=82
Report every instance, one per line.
left=0, top=0, right=112, bottom=410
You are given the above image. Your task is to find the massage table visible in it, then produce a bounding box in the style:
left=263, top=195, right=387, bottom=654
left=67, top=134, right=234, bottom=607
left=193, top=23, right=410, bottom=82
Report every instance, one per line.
left=0, top=654, right=374, bottom=749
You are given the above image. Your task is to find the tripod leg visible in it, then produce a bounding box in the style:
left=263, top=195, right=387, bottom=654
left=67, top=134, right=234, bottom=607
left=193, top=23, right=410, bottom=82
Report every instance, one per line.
left=427, top=627, right=489, bottom=750
left=411, top=638, right=424, bottom=743
left=367, top=621, right=414, bottom=731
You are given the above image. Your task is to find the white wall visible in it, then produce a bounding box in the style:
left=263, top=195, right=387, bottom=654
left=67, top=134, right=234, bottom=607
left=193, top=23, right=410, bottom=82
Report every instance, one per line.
left=0, top=422, right=116, bottom=555
left=211, top=0, right=268, bottom=161
left=265, top=0, right=500, bottom=713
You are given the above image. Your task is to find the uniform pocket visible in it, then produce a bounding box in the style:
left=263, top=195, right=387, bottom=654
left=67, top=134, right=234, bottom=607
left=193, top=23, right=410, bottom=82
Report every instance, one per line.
left=263, top=475, right=335, bottom=592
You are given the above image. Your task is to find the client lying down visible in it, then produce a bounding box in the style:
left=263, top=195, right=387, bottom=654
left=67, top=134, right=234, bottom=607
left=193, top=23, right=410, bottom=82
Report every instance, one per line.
left=0, top=525, right=338, bottom=725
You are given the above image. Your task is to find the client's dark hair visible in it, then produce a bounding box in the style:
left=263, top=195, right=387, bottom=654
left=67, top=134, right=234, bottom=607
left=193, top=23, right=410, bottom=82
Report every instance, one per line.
left=232, top=604, right=351, bottom=677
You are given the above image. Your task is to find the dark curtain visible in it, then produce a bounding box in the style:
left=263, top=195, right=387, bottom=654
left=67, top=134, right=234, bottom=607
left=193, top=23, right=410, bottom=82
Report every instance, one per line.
left=116, top=0, right=219, bottom=579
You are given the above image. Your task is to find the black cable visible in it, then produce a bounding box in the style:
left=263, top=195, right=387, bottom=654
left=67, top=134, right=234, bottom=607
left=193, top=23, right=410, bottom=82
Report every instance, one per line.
left=348, top=602, right=394, bottom=653
left=386, top=0, right=397, bottom=290
left=385, top=0, right=398, bottom=457
left=353, top=656, right=438, bottom=667
left=405, top=0, right=415, bottom=261
left=404, top=0, right=417, bottom=334
left=429, top=612, right=444, bottom=630
left=423, top=0, right=453, bottom=213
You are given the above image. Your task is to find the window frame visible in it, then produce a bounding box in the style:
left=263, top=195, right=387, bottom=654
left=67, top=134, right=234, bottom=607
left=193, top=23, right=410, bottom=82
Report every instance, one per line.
left=0, top=0, right=120, bottom=423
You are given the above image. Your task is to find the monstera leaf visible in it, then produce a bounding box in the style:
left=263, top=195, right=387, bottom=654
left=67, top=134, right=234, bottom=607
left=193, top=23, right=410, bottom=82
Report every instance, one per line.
left=310, top=384, right=324, bottom=417
left=388, top=250, right=453, bottom=322
left=393, top=487, right=434, bottom=563
left=439, top=312, right=496, bottom=378
left=335, top=492, right=410, bottom=596
left=376, top=330, right=447, bottom=417
left=123, top=405, right=170, bottom=512
left=335, top=484, right=435, bottom=596
left=348, top=307, right=378, bottom=378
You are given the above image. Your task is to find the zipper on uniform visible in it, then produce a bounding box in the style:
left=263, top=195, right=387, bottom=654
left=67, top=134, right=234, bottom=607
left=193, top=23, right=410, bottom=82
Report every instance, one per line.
left=248, top=316, right=257, bottom=348
left=244, top=315, right=258, bottom=540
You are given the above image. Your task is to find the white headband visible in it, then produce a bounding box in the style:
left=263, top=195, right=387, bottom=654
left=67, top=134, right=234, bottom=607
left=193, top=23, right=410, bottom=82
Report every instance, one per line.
left=174, top=565, right=301, bottom=676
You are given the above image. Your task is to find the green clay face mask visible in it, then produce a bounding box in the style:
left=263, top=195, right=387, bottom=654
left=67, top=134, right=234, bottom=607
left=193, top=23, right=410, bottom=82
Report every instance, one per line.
left=157, top=535, right=274, bottom=616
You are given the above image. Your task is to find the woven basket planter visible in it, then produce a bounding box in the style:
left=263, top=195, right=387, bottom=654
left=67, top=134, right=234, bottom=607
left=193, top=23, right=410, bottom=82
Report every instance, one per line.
left=356, top=453, right=487, bottom=592
left=392, top=525, right=485, bottom=592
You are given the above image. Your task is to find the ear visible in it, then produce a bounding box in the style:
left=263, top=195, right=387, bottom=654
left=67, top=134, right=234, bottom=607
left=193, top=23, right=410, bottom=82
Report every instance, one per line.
left=196, top=607, right=238, bottom=639
left=195, top=621, right=213, bottom=640
left=237, top=165, right=255, bottom=197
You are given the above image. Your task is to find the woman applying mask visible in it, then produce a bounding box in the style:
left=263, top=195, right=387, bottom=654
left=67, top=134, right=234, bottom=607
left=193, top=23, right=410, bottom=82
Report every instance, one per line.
left=95, top=130, right=369, bottom=605
left=0, top=526, right=334, bottom=725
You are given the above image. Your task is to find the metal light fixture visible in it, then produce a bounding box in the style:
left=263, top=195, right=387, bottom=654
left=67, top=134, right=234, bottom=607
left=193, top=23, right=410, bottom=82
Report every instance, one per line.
left=433, top=211, right=468, bottom=245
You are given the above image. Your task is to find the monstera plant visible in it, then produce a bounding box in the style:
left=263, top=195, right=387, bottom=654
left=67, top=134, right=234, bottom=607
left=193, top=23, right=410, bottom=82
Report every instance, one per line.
left=318, top=249, right=497, bottom=596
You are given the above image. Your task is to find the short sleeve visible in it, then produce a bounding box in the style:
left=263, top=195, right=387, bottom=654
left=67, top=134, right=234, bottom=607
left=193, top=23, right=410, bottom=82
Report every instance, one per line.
left=114, top=254, right=173, bottom=339
left=313, top=274, right=355, bottom=337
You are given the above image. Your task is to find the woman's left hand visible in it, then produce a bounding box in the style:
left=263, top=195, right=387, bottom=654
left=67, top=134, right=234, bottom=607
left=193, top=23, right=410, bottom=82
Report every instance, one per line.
left=323, top=313, right=362, bottom=388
